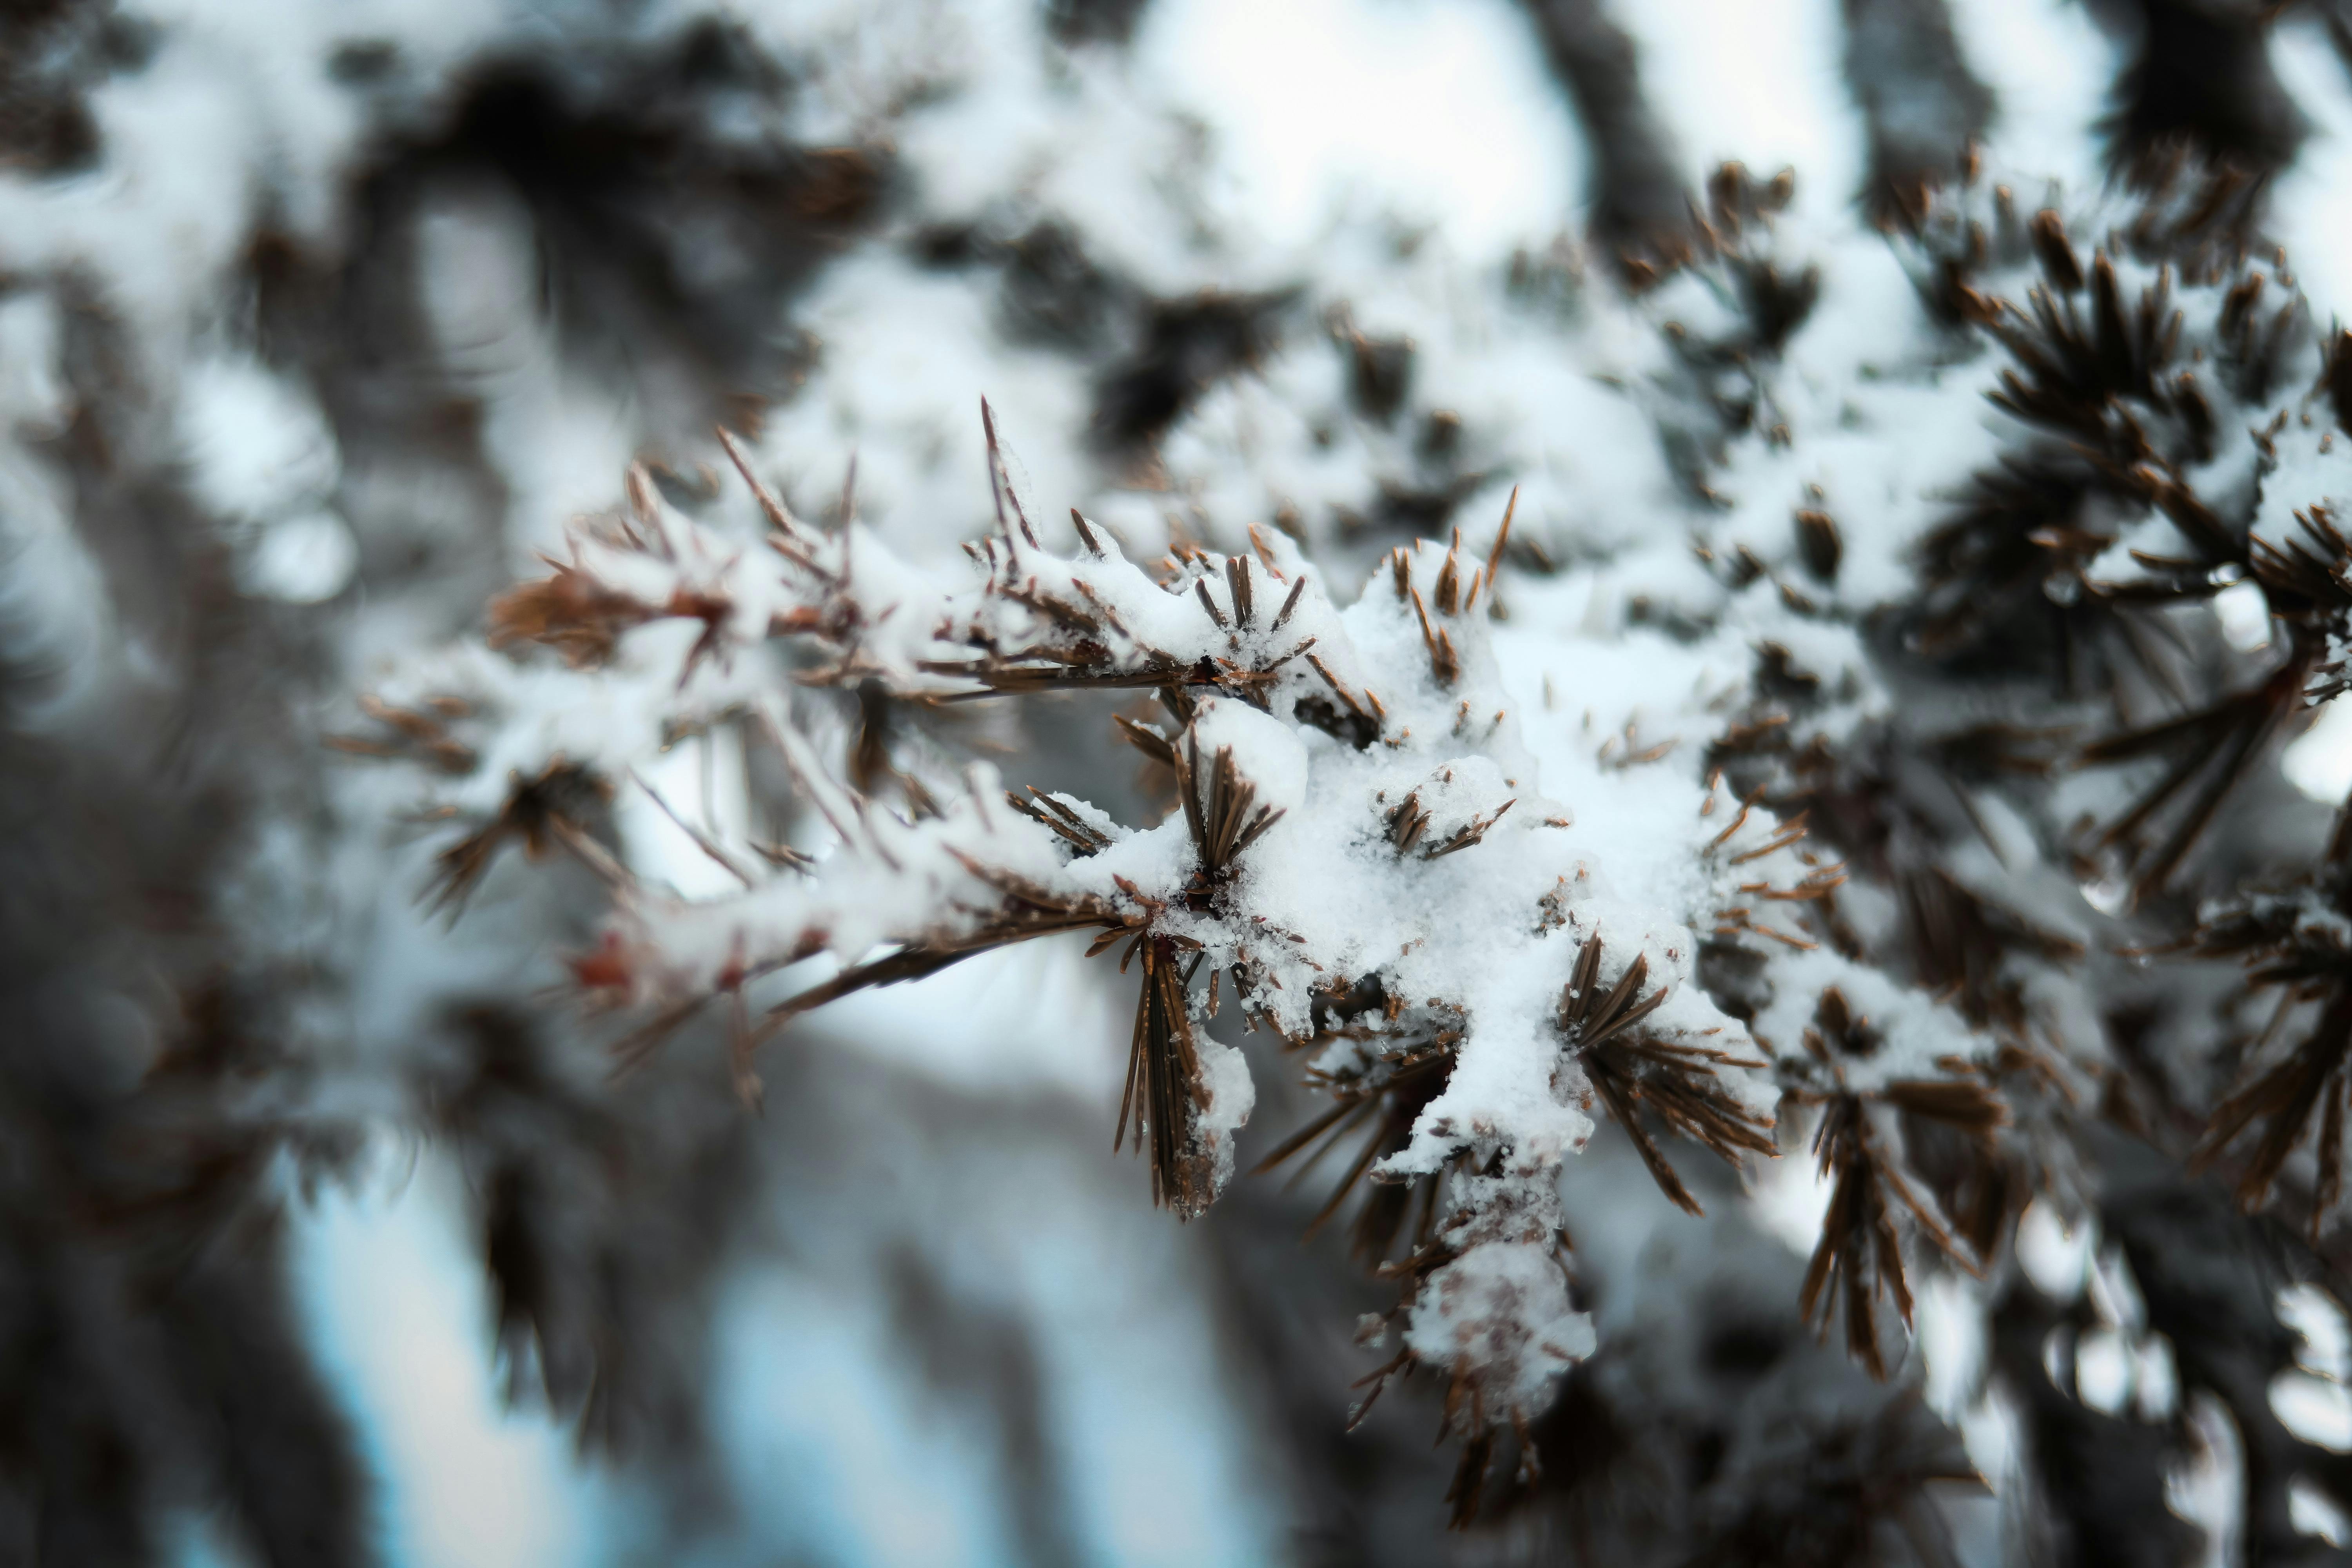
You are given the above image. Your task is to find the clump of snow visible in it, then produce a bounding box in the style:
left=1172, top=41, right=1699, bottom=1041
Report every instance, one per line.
left=1189, top=697, right=1308, bottom=815
left=1406, top=1241, right=1595, bottom=1411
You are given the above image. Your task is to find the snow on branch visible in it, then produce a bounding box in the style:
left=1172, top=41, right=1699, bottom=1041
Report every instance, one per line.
left=345, top=396, right=2004, bottom=1489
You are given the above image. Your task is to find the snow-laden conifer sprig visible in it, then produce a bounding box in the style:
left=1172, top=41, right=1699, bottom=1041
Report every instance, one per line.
left=1555, top=934, right=1776, bottom=1217
left=1869, top=170, right=2352, bottom=1249
left=1792, top=987, right=2005, bottom=1379
left=1664, top=154, right=2352, bottom=1261
left=2172, top=812, right=2352, bottom=1232
left=1864, top=172, right=2340, bottom=913
left=348, top=402, right=2006, bottom=1493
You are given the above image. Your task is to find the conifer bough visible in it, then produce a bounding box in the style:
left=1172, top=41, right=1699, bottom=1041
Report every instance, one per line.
left=353, top=156, right=2352, bottom=1523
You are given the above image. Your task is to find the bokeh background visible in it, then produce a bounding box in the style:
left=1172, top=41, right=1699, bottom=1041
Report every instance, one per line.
left=15, top=1, right=2352, bottom=1564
